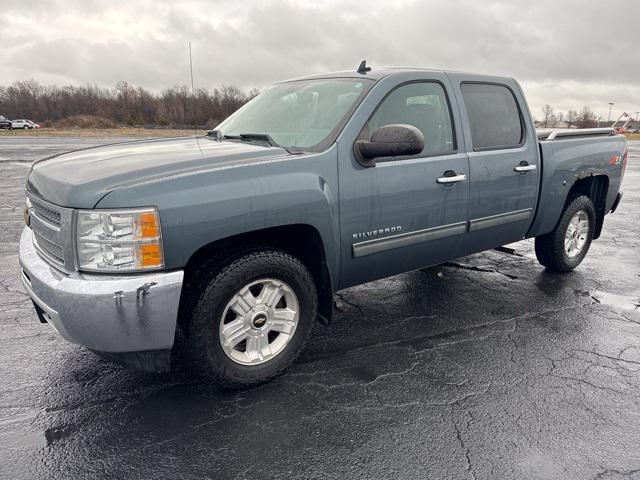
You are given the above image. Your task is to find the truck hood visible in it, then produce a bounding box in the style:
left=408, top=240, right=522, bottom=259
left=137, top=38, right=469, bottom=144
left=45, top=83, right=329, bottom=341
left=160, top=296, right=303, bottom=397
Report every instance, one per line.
left=26, top=136, right=290, bottom=208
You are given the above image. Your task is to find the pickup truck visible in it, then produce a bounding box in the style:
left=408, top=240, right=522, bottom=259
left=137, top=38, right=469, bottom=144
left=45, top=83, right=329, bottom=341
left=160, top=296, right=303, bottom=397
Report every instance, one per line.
left=19, top=66, right=628, bottom=387
left=0, top=115, right=12, bottom=130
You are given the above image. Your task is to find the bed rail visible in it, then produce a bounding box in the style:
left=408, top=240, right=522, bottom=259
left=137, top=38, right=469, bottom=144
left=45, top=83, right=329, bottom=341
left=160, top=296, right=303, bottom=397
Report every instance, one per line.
left=537, top=128, right=616, bottom=141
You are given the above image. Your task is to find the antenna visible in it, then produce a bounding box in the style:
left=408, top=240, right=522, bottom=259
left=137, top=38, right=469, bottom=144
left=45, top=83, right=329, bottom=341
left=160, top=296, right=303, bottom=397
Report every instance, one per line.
left=357, top=60, right=371, bottom=74
left=188, top=41, right=204, bottom=156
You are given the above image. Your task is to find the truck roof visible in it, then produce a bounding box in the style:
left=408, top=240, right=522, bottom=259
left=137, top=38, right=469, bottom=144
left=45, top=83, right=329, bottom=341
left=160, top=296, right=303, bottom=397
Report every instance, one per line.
left=282, top=67, right=509, bottom=83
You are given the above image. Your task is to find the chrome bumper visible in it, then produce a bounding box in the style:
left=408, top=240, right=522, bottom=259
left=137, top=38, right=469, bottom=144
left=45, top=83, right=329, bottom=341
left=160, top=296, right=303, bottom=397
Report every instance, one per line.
left=19, top=227, right=184, bottom=356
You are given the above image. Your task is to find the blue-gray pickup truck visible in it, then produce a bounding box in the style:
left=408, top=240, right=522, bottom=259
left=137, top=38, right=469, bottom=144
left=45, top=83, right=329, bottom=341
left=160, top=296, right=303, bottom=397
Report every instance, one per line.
left=19, top=66, right=628, bottom=387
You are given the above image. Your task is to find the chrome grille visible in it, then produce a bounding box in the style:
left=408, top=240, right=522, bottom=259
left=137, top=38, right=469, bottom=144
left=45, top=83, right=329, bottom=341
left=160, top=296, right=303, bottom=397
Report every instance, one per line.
left=33, top=231, right=65, bottom=264
left=26, top=192, right=74, bottom=271
left=31, top=198, right=61, bottom=227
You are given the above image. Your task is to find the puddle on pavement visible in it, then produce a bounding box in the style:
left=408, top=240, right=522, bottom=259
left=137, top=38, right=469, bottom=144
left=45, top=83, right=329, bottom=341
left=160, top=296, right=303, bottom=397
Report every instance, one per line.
left=591, top=291, right=640, bottom=311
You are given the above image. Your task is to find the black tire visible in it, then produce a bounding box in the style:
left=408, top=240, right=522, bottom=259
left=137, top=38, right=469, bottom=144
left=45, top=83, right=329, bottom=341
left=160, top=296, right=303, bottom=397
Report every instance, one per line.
left=535, top=195, right=596, bottom=272
left=182, top=248, right=318, bottom=388
left=23, top=125, right=28, bottom=130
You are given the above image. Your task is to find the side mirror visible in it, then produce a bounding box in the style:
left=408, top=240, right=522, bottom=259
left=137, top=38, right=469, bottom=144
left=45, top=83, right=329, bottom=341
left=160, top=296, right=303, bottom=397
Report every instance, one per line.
left=355, top=124, right=424, bottom=166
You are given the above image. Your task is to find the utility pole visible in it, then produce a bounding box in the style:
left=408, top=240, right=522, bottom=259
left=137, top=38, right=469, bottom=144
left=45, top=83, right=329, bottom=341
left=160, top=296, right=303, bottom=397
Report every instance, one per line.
left=608, top=102, right=614, bottom=123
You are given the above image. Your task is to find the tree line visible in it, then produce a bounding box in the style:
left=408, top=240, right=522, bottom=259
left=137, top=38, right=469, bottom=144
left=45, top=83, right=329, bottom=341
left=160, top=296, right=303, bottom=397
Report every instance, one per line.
left=538, top=104, right=600, bottom=129
left=0, top=80, right=259, bottom=128
left=0, top=79, right=610, bottom=131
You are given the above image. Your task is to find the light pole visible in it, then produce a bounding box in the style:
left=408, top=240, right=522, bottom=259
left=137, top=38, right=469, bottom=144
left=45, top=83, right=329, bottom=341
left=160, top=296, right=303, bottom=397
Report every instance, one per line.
left=608, top=102, right=614, bottom=123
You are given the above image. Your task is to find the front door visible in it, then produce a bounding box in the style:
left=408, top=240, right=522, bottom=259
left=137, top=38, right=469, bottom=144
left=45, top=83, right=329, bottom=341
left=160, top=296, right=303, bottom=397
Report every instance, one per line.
left=338, top=76, right=470, bottom=288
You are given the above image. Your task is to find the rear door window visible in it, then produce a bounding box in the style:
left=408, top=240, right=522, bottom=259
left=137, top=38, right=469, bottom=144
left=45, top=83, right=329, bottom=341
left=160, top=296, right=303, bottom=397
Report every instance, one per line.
left=460, top=83, right=523, bottom=151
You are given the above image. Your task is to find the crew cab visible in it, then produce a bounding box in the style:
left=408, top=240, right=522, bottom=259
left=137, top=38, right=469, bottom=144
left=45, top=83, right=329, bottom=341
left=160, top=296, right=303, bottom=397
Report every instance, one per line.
left=19, top=65, right=628, bottom=387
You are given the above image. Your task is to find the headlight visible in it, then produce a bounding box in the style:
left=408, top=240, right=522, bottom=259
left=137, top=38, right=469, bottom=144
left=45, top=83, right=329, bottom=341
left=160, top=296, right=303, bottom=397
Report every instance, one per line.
left=76, top=208, right=164, bottom=272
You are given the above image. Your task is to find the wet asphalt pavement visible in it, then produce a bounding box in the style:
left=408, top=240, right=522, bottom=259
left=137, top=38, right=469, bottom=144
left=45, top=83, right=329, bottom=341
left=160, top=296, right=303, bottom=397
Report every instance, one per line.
left=1, top=137, right=639, bottom=480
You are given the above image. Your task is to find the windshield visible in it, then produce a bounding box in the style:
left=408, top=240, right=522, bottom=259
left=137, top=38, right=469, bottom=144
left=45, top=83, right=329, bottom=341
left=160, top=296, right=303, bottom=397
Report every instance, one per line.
left=215, top=78, right=373, bottom=151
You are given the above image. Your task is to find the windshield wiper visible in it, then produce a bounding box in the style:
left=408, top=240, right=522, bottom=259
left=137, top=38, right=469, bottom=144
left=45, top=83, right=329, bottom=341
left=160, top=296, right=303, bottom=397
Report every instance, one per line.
left=239, top=133, right=278, bottom=146
left=208, top=130, right=296, bottom=154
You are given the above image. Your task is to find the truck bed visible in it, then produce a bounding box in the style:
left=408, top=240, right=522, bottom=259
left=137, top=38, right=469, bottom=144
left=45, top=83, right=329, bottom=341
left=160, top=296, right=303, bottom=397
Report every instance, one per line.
left=527, top=128, right=627, bottom=238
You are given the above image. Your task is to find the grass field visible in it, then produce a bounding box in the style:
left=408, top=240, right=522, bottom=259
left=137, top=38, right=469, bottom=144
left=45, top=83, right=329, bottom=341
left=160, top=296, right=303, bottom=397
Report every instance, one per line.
left=0, top=127, right=197, bottom=138
left=625, top=133, right=640, bottom=141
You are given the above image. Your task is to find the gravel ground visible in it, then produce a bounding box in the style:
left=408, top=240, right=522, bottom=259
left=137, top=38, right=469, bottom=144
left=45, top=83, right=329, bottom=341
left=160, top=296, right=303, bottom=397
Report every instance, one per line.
left=1, top=137, right=639, bottom=480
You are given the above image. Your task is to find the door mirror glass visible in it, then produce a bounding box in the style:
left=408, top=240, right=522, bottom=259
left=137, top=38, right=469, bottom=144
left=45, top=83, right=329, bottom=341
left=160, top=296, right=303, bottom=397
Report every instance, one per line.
left=355, top=124, right=424, bottom=163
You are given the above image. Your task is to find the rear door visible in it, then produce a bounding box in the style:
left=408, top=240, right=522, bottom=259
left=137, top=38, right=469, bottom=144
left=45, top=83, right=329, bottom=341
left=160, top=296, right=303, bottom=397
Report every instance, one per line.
left=447, top=76, right=539, bottom=254
left=337, top=73, right=470, bottom=288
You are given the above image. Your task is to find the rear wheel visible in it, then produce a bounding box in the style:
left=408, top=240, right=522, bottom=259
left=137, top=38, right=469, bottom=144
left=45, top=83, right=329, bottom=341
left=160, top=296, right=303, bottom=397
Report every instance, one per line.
left=183, top=249, right=318, bottom=388
left=535, top=195, right=596, bottom=272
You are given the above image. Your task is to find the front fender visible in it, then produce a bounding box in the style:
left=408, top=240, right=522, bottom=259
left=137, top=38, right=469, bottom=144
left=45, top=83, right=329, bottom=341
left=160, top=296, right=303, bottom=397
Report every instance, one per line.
left=96, top=151, right=340, bottom=282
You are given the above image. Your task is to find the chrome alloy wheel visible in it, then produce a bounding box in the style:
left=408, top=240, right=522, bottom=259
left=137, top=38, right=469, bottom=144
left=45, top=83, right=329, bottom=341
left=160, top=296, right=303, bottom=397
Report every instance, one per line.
left=565, top=210, right=589, bottom=258
left=219, top=278, right=299, bottom=365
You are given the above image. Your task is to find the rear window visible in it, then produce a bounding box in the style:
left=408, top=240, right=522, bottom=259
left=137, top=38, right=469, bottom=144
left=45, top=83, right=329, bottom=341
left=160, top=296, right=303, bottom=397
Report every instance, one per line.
left=461, top=83, right=523, bottom=150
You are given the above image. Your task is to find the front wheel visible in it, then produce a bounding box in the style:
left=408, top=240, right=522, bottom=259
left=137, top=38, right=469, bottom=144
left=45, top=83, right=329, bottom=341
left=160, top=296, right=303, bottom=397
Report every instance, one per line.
left=183, top=249, right=318, bottom=388
left=535, top=195, right=596, bottom=272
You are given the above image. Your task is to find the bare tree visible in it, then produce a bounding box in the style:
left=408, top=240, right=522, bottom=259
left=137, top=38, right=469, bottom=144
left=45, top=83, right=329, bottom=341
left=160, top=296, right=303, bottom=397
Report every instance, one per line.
left=566, top=110, right=578, bottom=128
left=0, top=79, right=258, bottom=127
left=541, top=104, right=555, bottom=128
left=575, top=107, right=597, bottom=129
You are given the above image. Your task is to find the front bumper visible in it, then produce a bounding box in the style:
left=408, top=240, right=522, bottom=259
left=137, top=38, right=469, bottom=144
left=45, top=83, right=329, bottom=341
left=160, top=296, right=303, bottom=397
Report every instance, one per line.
left=19, top=227, right=184, bottom=371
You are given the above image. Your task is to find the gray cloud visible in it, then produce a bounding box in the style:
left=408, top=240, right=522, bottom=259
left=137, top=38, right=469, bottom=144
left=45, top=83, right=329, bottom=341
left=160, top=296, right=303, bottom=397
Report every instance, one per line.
left=1, top=0, right=638, bottom=118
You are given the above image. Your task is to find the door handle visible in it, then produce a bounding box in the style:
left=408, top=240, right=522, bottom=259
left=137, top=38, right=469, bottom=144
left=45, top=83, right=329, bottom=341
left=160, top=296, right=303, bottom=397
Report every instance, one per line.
left=514, top=164, right=537, bottom=173
left=436, top=173, right=467, bottom=184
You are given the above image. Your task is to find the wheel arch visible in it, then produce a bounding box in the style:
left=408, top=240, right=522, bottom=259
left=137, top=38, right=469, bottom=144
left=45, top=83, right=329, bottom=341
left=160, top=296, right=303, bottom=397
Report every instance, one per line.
left=566, top=174, right=609, bottom=239
left=180, top=224, right=334, bottom=326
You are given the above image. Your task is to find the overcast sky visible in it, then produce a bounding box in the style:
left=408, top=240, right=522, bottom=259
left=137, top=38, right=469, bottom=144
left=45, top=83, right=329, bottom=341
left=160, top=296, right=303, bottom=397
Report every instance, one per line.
left=1, top=0, right=638, bottom=119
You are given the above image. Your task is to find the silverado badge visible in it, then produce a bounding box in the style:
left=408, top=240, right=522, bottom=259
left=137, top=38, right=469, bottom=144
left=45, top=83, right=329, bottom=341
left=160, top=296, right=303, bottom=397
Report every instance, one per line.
left=352, top=226, right=402, bottom=241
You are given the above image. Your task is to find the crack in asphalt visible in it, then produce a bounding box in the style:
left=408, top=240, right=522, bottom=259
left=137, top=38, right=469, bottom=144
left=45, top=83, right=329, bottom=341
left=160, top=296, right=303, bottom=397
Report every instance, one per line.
left=544, top=345, right=640, bottom=394
left=334, top=292, right=364, bottom=314
left=574, top=289, right=602, bottom=304
left=452, top=409, right=477, bottom=480
left=592, top=467, right=640, bottom=479
left=300, top=304, right=584, bottom=366
left=574, top=348, right=640, bottom=367
left=549, top=373, right=628, bottom=395
left=613, top=311, right=640, bottom=325
left=442, top=261, right=520, bottom=280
